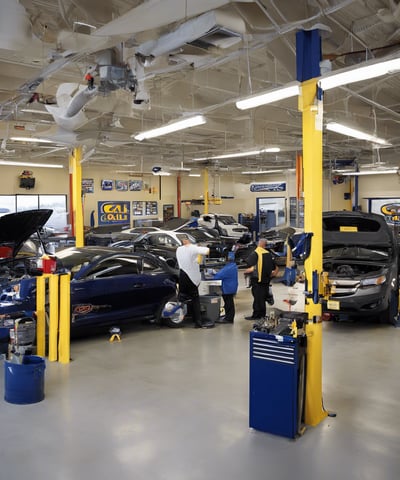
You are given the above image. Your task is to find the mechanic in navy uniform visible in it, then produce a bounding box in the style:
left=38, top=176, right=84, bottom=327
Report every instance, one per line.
left=244, top=237, right=279, bottom=320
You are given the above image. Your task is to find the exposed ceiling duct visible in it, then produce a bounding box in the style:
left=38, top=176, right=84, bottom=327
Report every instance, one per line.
left=0, top=0, right=31, bottom=51
left=1, top=0, right=400, bottom=174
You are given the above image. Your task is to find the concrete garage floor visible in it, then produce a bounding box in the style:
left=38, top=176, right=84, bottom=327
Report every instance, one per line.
left=1, top=274, right=400, bottom=480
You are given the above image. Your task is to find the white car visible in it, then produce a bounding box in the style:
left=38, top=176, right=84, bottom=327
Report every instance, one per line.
left=130, top=230, right=196, bottom=247
left=197, top=213, right=248, bottom=239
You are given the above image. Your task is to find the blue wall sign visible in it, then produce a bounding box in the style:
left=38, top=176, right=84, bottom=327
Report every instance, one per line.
left=98, top=201, right=130, bottom=225
left=250, top=182, right=286, bottom=193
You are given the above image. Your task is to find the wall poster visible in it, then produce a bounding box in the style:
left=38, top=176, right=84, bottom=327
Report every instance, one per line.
left=132, top=201, right=144, bottom=215
left=115, top=180, right=128, bottom=191
left=101, top=179, right=113, bottom=191
left=82, top=178, right=94, bottom=193
left=145, top=201, right=158, bottom=216
left=129, top=180, right=143, bottom=191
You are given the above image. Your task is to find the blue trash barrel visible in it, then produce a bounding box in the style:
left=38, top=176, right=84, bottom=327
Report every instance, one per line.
left=4, top=355, right=46, bottom=404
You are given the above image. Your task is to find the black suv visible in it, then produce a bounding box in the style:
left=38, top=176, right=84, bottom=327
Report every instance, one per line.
left=322, top=211, right=398, bottom=324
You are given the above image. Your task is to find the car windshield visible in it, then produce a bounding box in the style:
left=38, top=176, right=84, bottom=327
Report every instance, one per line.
left=180, top=229, right=215, bottom=241
left=176, top=233, right=196, bottom=244
left=324, top=246, right=389, bottom=261
left=56, top=248, right=104, bottom=271
left=217, top=215, right=236, bottom=225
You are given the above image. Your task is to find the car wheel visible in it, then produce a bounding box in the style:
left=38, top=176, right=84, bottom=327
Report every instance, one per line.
left=380, top=290, right=399, bottom=325
left=159, top=295, right=187, bottom=328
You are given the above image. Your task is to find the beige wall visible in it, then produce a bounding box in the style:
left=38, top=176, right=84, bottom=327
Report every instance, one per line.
left=1, top=163, right=398, bottom=226
left=81, top=166, right=177, bottom=226
left=0, top=164, right=69, bottom=195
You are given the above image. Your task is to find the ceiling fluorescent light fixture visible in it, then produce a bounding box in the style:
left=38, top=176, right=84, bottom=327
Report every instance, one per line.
left=10, top=136, right=54, bottom=144
left=73, top=21, right=97, bottom=29
left=194, top=147, right=280, bottom=161
left=241, top=169, right=283, bottom=174
left=189, top=173, right=201, bottom=177
left=152, top=171, right=171, bottom=176
left=236, top=82, right=300, bottom=110
left=319, top=57, right=400, bottom=91
left=326, top=122, right=390, bottom=146
left=341, top=169, right=398, bottom=176
left=169, top=166, right=191, bottom=171
left=0, top=160, right=63, bottom=168
left=20, top=109, right=53, bottom=116
left=134, top=115, right=206, bottom=141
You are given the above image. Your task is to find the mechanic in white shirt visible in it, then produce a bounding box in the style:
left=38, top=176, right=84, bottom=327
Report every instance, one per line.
left=176, top=235, right=211, bottom=328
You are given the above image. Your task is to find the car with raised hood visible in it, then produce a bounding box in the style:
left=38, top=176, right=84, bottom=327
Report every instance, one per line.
left=0, top=208, right=52, bottom=278
left=322, top=211, right=399, bottom=324
left=0, top=210, right=183, bottom=332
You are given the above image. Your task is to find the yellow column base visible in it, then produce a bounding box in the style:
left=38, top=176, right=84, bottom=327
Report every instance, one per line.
left=304, top=321, right=328, bottom=426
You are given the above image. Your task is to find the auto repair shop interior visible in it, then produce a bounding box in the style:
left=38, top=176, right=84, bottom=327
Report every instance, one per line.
left=1, top=1, right=400, bottom=479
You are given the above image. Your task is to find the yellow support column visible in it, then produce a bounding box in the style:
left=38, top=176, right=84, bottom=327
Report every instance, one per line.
left=203, top=168, right=209, bottom=214
left=299, top=78, right=328, bottom=426
left=35, top=276, right=46, bottom=357
left=70, top=147, right=84, bottom=247
left=48, top=274, right=59, bottom=362
left=58, top=273, right=71, bottom=364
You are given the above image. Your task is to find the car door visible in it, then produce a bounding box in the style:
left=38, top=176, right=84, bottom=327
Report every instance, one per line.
left=70, top=255, right=171, bottom=327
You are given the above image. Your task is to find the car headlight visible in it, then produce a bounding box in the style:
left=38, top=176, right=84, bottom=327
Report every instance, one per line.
left=360, top=275, right=386, bottom=287
left=220, top=228, right=228, bottom=236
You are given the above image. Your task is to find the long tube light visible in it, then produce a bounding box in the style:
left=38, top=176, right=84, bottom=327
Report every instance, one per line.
left=10, top=136, right=54, bottom=143
left=236, top=82, right=300, bottom=110
left=340, top=169, right=398, bottom=176
left=319, top=57, right=400, bottom=91
left=0, top=160, right=63, bottom=168
left=194, top=147, right=280, bottom=161
left=241, top=169, right=283, bottom=174
left=326, top=122, right=391, bottom=146
left=133, top=115, right=206, bottom=141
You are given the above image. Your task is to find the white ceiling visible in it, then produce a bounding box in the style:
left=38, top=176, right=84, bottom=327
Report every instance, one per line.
left=1, top=0, right=400, bottom=177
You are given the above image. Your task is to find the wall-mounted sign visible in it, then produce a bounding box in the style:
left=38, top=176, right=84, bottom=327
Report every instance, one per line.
left=250, top=182, right=286, bottom=193
left=98, top=201, right=130, bottom=225
left=381, top=202, right=400, bottom=223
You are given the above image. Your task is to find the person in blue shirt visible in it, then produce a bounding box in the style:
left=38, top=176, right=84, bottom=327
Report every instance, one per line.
left=213, top=251, right=238, bottom=323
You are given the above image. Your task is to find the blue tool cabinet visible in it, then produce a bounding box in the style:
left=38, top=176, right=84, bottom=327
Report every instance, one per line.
left=249, top=330, right=306, bottom=439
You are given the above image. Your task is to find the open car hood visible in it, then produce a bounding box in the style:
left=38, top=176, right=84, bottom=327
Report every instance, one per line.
left=323, top=211, right=394, bottom=249
left=0, top=209, right=53, bottom=257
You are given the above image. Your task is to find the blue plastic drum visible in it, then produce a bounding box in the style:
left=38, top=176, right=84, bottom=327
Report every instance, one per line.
left=4, top=355, right=46, bottom=404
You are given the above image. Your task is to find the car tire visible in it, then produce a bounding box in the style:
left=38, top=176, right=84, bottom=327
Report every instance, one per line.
left=159, top=295, right=187, bottom=328
left=380, top=290, right=399, bottom=325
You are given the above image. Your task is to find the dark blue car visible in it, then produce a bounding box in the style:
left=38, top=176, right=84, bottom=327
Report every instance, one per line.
left=0, top=210, right=182, bottom=333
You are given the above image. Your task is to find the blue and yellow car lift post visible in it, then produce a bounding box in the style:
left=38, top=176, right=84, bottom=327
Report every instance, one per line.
left=296, top=28, right=328, bottom=426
